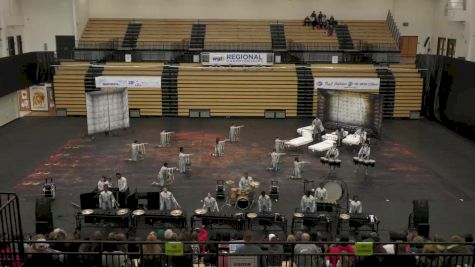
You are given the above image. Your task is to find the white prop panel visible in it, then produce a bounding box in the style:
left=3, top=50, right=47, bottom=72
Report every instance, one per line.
left=86, top=88, right=130, bottom=135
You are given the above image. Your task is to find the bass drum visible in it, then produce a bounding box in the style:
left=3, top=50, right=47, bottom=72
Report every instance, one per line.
left=236, top=196, right=249, bottom=210
left=323, top=180, right=347, bottom=204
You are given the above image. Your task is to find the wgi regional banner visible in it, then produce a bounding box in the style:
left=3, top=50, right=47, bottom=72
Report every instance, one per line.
left=95, top=76, right=161, bottom=88
left=314, top=78, right=380, bottom=90
left=203, top=52, right=273, bottom=66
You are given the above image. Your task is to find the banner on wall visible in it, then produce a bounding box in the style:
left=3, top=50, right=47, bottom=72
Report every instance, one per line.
left=202, top=52, right=273, bottom=66
left=29, top=85, right=49, bottom=111
left=95, top=76, right=162, bottom=88
left=18, top=89, right=30, bottom=111
left=314, top=78, right=380, bottom=90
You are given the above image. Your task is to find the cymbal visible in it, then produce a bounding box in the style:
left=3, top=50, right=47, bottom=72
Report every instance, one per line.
left=294, top=212, right=304, bottom=218
left=246, top=212, right=258, bottom=219
left=233, top=212, right=243, bottom=217
left=170, top=209, right=183, bottom=216
left=195, top=208, right=207, bottom=215
left=340, top=213, right=350, bottom=220
left=116, top=208, right=130, bottom=216
left=250, top=181, right=260, bottom=188
left=132, top=209, right=145, bottom=216
left=225, top=180, right=235, bottom=185
left=81, top=209, right=94, bottom=215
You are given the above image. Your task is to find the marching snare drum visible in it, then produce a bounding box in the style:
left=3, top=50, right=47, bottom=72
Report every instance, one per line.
left=320, top=157, right=329, bottom=165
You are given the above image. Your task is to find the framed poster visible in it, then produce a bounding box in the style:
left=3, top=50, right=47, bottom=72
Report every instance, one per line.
left=29, top=85, right=49, bottom=111
left=18, top=89, right=31, bottom=111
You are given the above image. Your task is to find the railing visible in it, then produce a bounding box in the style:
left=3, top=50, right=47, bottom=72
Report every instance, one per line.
left=287, top=41, right=340, bottom=51
left=353, top=39, right=400, bottom=52
left=203, top=42, right=273, bottom=52
left=386, top=10, right=401, bottom=48
left=76, top=40, right=189, bottom=51
left=5, top=240, right=474, bottom=267
left=0, top=193, right=24, bottom=267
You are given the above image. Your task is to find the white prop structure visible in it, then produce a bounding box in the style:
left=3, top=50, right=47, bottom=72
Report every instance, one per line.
left=285, top=129, right=314, bottom=148
left=86, top=88, right=130, bottom=135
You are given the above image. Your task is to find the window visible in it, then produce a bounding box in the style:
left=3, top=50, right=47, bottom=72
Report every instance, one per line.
left=446, top=39, right=456, bottom=58
left=437, top=38, right=446, bottom=56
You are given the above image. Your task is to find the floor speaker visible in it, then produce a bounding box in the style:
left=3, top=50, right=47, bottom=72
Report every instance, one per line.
left=413, top=200, right=429, bottom=225
left=35, top=197, right=53, bottom=234
left=147, top=192, right=161, bottom=209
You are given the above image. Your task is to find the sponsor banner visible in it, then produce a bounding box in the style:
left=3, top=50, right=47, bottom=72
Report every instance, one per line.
left=203, top=52, right=273, bottom=66
left=314, top=78, right=380, bottom=90
left=95, top=76, right=161, bottom=88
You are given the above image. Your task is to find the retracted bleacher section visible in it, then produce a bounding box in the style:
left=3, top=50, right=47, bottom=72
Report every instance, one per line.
left=390, top=64, right=423, bottom=118
left=136, top=19, right=193, bottom=49
left=54, top=62, right=89, bottom=116
left=177, top=64, right=298, bottom=117
left=79, top=19, right=131, bottom=48
left=343, top=20, right=398, bottom=51
left=282, top=20, right=339, bottom=50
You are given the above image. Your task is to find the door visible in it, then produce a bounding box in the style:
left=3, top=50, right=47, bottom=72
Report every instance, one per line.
left=437, top=37, right=446, bottom=56
left=16, top=36, right=23, bottom=54
left=399, top=36, right=418, bottom=57
left=55, top=35, right=75, bottom=60
left=7, top=36, right=15, bottom=56
left=446, top=39, right=456, bottom=58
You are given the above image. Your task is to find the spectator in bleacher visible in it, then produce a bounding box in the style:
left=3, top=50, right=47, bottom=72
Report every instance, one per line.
left=409, top=235, right=425, bottom=253
left=418, top=244, right=444, bottom=267
left=142, top=231, right=161, bottom=267
left=327, top=235, right=355, bottom=267
left=322, top=15, right=328, bottom=29
left=444, top=235, right=471, bottom=266
left=294, top=233, right=322, bottom=267
left=317, top=12, right=323, bottom=29
left=432, top=234, right=447, bottom=252
left=266, top=234, right=284, bottom=267
left=312, top=17, right=318, bottom=30
left=304, top=16, right=311, bottom=27
left=172, top=233, right=193, bottom=267
left=26, top=234, right=64, bottom=267
left=102, top=232, right=129, bottom=267
left=235, top=230, right=266, bottom=267
left=310, top=11, right=317, bottom=20
left=327, top=16, right=336, bottom=36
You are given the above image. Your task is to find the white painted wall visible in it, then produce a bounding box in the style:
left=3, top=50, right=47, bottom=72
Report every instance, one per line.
left=20, top=0, right=75, bottom=53
left=74, top=0, right=90, bottom=39
left=0, top=91, right=20, bottom=127
left=88, top=0, right=393, bottom=20
left=392, top=0, right=435, bottom=54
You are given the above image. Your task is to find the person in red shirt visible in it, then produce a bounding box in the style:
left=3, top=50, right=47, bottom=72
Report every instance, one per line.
left=194, top=227, right=208, bottom=253
left=327, top=235, right=355, bottom=267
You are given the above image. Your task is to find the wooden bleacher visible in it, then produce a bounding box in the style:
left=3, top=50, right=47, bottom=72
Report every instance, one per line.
left=136, top=19, right=193, bottom=48
left=79, top=18, right=131, bottom=47
left=342, top=20, right=398, bottom=50
left=282, top=20, right=339, bottom=50
left=390, top=64, right=423, bottom=118
left=53, top=62, right=164, bottom=116
left=54, top=62, right=89, bottom=116
left=177, top=64, right=298, bottom=117
left=311, top=64, right=378, bottom=116
left=101, top=63, right=164, bottom=116
left=202, top=20, right=273, bottom=50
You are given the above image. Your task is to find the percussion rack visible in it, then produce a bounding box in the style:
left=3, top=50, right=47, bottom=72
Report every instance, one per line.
left=246, top=212, right=288, bottom=236
left=191, top=212, right=246, bottom=231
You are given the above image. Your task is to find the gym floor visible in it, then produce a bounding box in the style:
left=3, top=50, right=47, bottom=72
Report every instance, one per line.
left=1, top=116, right=474, bottom=240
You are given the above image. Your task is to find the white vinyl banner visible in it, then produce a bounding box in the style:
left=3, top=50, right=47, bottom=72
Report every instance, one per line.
left=95, top=76, right=161, bottom=88
left=86, top=88, right=130, bottom=135
left=203, top=52, right=272, bottom=66
left=314, top=78, right=380, bottom=90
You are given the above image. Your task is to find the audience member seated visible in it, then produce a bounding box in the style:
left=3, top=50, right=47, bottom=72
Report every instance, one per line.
left=303, top=16, right=311, bottom=27
left=444, top=235, right=471, bottom=267
left=266, top=234, right=284, bottom=267
left=101, top=232, right=129, bottom=267
left=235, top=230, right=266, bottom=267
left=142, top=232, right=161, bottom=267
left=327, top=235, right=355, bottom=267
left=294, top=233, right=322, bottom=267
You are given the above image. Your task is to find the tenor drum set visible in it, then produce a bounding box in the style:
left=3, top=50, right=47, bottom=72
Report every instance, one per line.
left=352, top=157, right=376, bottom=167
left=320, top=157, right=342, bottom=168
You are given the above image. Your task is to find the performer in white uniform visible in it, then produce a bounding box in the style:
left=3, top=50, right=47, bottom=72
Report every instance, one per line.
left=99, top=185, right=117, bottom=210
left=229, top=123, right=244, bottom=143
left=311, top=117, right=325, bottom=141
left=314, top=183, right=327, bottom=202
left=324, top=143, right=341, bottom=172
left=203, top=192, right=219, bottom=213
left=349, top=195, right=363, bottom=214
left=258, top=191, right=272, bottom=212
left=97, top=176, right=111, bottom=192
left=159, top=130, right=174, bottom=147
left=275, top=137, right=287, bottom=153
left=212, top=137, right=229, bottom=157
left=300, top=191, right=316, bottom=213
left=116, top=173, right=128, bottom=207
left=178, top=147, right=192, bottom=173
left=159, top=187, right=180, bottom=211
left=355, top=142, right=371, bottom=175
left=153, top=163, right=176, bottom=187
left=239, top=173, right=253, bottom=191
left=290, top=157, right=307, bottom=179
left=267, top=149, right=286, bottom=172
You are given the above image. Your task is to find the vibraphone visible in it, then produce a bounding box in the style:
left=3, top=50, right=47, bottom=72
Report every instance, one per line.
left=191, top=212, right=246, bottom=230
left=246, top=212, right=287, bottom=234
left=291, top=212, right=332, bottom=233
left=337, top=213, right=379, bottom=234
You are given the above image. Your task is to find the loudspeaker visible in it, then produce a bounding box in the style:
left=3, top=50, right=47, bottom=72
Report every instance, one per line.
left=35, top=197, right=53, bottom=234
left=413, top=200, right=429, bottom=225
left=417, top=223, right=430, bottom=238
left=80, top=192, right=98, bottom=209
left=147, top=192, right=161, bottom=209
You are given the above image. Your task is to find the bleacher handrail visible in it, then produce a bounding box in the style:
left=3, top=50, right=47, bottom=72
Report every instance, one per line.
left=386, top=10, right=401, bottom=48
